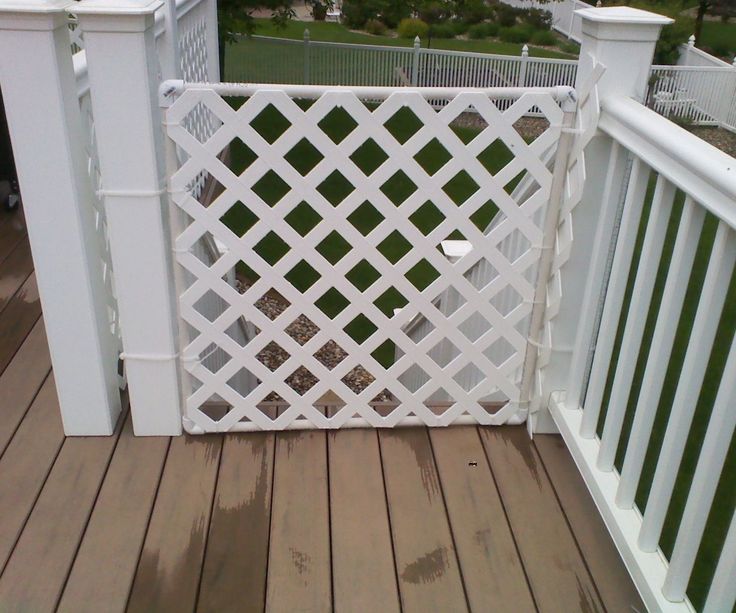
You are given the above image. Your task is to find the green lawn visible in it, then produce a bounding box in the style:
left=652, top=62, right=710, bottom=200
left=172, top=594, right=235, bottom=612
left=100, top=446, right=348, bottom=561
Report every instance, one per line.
left=221, top=98, right=515, bottom=366
left=595, top=178, right=735, bottom=611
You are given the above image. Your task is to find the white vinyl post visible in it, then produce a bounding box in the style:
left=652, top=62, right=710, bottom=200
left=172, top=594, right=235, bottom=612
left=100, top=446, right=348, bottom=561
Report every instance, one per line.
left=74, top=0, right=183, bottom=435
left=158, top=0, right=180, bottom=79
left=518, top=44, right=529, bottom=87
left=411, top=36, right=420, bottom=86
left=538, top=7, right=672, bottom=433
left=0, top=0, right=123, bottom=435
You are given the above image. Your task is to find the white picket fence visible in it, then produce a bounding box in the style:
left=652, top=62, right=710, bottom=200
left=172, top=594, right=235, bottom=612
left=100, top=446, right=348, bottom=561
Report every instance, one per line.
left=228, top=33, right=579, bottom=91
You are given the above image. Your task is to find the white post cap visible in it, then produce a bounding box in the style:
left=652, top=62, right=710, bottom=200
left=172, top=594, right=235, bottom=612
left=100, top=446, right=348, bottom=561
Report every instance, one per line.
left=73, top=0, right=162, bottom=32
left=0, top=0, right=71, bottom=30
left=577, top=6, right=672, bottom=41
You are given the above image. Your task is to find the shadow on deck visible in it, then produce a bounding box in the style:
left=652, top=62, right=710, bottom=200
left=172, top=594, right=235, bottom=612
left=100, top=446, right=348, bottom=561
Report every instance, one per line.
left=0, top=208, right=643, bottom=612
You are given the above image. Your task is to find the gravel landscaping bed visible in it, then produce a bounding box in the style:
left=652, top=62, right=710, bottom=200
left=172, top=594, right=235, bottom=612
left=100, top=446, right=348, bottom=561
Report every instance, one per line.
left=688, top=126, right=736, bottom=159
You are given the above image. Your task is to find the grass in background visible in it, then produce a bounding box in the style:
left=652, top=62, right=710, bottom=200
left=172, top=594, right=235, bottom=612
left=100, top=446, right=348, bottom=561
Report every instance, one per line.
left=221, top=98, right=515, bottom=367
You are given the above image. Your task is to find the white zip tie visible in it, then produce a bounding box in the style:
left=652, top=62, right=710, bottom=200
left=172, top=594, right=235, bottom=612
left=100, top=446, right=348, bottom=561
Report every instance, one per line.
left=120, top=351, right=179, bottom=362
left=97, top=186, right=166, bottom=198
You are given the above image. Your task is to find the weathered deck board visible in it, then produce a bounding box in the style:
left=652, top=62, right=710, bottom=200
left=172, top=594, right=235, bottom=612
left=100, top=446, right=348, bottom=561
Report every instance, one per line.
left=534, top=434, right=645, bottom=613
left=198, top=432, right=276, bottom=613
left=0, top=319, right=50, bottom=455
left=57, top=414, right=169, bottom=613
left=430, top=426, right=536, bottom=612
left=0, top=240, right=33, bottom=317
left=0, top=212, right=26, bottom=268
left=480, top=426, right=604, bottom=613
left=329, top=429, right=401, bottom=613
left=0, top=374, right=64, bottom=572
left=266, top=430, right=331, bottom=612
left=0, top=417, right=120, bottom=612
left=379, top=428, right=469, bottom=613
left=126, top=434, right=222, bottom=613
left=0, top=272, right=41, bottom=376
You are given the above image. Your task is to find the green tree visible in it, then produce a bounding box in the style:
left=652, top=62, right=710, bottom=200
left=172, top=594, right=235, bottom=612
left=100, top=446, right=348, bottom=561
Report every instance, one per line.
left=694, top=0, right=736, bottom=44
left=217, top=0, right=294, bottom=77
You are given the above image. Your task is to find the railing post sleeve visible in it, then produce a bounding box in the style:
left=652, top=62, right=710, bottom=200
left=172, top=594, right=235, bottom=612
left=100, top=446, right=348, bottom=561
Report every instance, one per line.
left=303, top=28, right=310, bottom=85
left=75, top=0, right=183, bottom=435
left=0, top=0, right=123, bottom=435
left=411, top=35, right=420, bottom=86
left=518, top=44, right=529, bottom=87
left=205, top=0, right=220, bottom=82
left=159, top=0, right=181, bottom=79
left=541, top=7, right=671, bottom=432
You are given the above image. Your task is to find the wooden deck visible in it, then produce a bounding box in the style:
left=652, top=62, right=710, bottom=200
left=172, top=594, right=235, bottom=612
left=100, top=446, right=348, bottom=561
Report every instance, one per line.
left=0, top=207, right=644, bottom=613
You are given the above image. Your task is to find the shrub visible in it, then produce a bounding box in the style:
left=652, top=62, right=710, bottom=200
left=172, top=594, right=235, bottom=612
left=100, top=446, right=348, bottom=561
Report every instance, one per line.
left=451, top=20, right=469, bottom=35
left=558, top=41, right=580, bottom=55
left=654, top=21, right=690, bottom=64
left=499, top=25, right=532, bottom=44
left=530, top=30, right=557, bottom=46
left=430, top=23, right=456, bottom=39
left=365, top=18, right=387, bottom=35
left=466, top=22, right=498, bottom=39
left=397, top=18, right=429, bottom=39
left=521, top=8, right=552, bottom=31
left=494, top=4, right=519, bottom=27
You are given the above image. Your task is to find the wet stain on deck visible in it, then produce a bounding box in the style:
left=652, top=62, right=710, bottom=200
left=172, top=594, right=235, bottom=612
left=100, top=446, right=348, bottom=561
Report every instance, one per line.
left=400, top=547, right=449, bottom=585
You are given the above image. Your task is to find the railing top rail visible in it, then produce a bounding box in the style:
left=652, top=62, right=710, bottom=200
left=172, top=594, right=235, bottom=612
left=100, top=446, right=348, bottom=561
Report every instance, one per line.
left=652, top=64, right=736, bottom=73
left=161, top=79, right=576, bottom=103
left=599, top=96, right=736, bottom=228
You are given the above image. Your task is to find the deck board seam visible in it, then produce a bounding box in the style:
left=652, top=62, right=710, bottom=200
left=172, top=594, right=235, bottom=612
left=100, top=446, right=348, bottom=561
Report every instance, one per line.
left=475, top=426, right=540, bottom=613
left=425, top=427, right=473, bottom=613
left=53, top=411, right=128, bottom=611
left=0, top=414, right=65, bottom=578
left=0, top=310, right=41, bottom=380
left=194, top=434, right=226, bottom=613
left=532, top=438, right=609, bottom=613
left=262, top=428, right=280, bottom=613
left=375, top=429, right=404, bottom=613
left=0, top=364, right=52, bottom=462
left=123, top=435, right=173, bottom=613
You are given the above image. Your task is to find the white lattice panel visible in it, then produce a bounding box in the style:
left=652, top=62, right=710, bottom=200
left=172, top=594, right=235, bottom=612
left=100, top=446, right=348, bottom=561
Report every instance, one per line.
left=164, top=85, right=568, bottom=431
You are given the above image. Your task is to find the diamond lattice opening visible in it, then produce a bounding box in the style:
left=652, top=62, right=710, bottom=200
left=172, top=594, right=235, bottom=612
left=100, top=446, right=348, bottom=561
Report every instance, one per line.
left=315, top=288, right=350, bottom=319
left=443, top=170, right=480, bottom=206
left=228, top=137, right=258, bottom=174
left=285, top=367, right=318, bottom=395
left=406, top=259, right=440, bottom=291
left=491, top=285, right=524, bottom=317
left=384, top=106, right=423, bottom=144
left=381, top=170, right=417, bottom=206
left=346, top=259, right=381, bottom=292
left=227, top=367, right=258, bottom=397
left=513, top=116, right=550, bottom=143
left=374, top=286, right=408, bottom=318
left=469, top=199, right=500, bottom=232
left=453, top=363, right=485, bottom=391
left=451, top=108, right=488, bottom=143
left=183, top=102, right=218, bottom=144
left=220, top=201, right=258, bottom=238
left=484, top=337, right=516, bottom=367
left=318, top=106, right=358, bottom=143
left=316, top=231, right=353, bottom=264
left=255, top=289, right=290, bottom=321
left=285, top=315, right=319, bottom=345
left=285, top=201, right=323, bottom=236
left=348, top=201, right=384, bottom=236
left=285, top=260, right=320, bottom=293
left=256, top=341, right=290, bottom=372
left=250, top=103, right=291, bottom=144
left=372, top=339, right=400, bottom=369
left=193, top=290, right=224, bottom=323
left=466, top=258, right=499, bottom=291
left=399, top=364, right=430, bottom=393
left=254, top=231, right=290, bottom=266
left=285, top=138, right=324, bottom=176
left=341, top=364, right=376, bottom=395
left=317, top=170, right=355, bottom=207
left=410, top=201, right=446, bottom=236
left=314, top=341, right=347, bottom=370
left=350, top=138, right=388, bottom=175
left=199, top=344, right=231, bottom=374
left=344, top=314, right=378, bottom=345
left=414, top=138, right=452, bottom=175
left=477, top=139, right=514, bottom=175
left=252, top=170, right=290, bottom=207
left=378, top=230, right=412, bottom=265
left=459, top=311, right=491, bottom=343
left=429, top=338, right=461, bottom=368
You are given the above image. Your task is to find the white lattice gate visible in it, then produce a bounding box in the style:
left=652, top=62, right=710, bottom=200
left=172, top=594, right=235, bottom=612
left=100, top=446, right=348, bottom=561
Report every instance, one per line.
left=161, top=81, right=577, bottom=432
